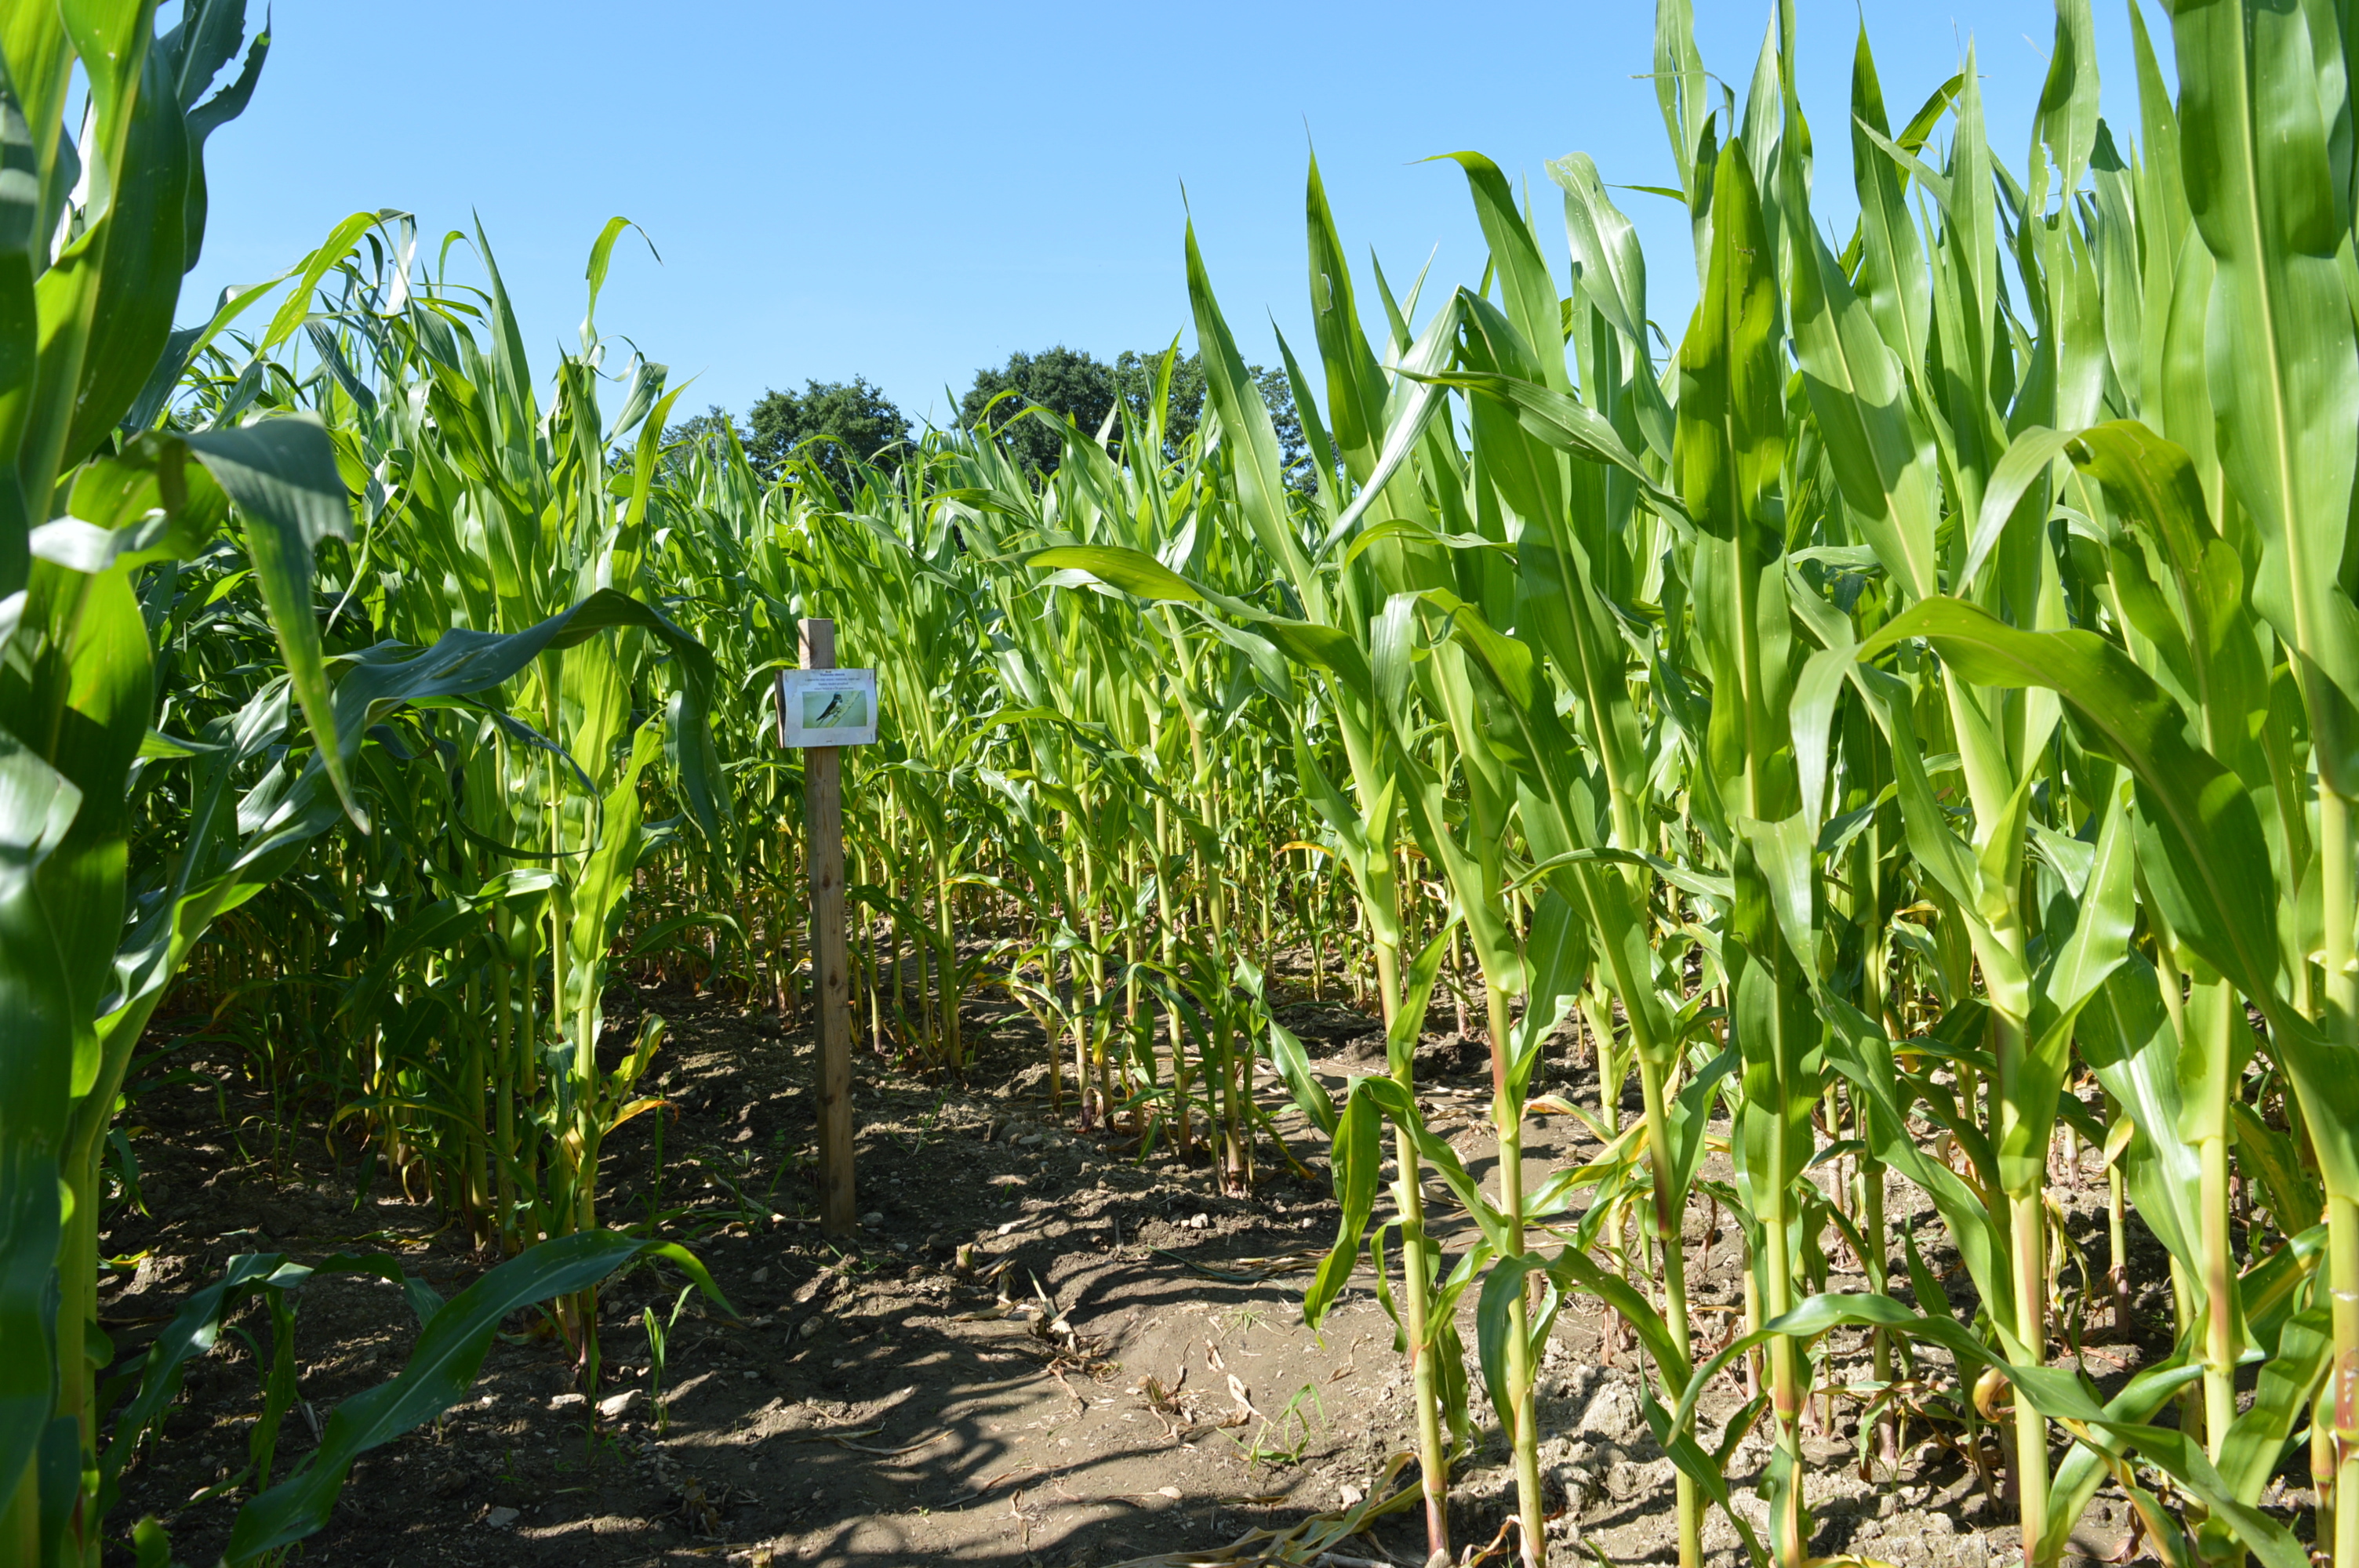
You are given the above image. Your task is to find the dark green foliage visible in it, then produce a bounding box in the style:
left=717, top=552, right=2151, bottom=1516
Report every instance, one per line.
left=959, top=345, right=1123, bottom=474
left=747, top=377, right=913, bottom=490
left=664, top=404, right=741, bottom=451
left=961, top=345, right=1310, bottom=488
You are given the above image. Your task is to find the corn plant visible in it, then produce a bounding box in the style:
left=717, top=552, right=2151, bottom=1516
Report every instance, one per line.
left=0, top=9, right=738, bottom=1567
left=1004, top=4, right=2359, bottom=1567
left=42, top=3, right=2359, bottom=1567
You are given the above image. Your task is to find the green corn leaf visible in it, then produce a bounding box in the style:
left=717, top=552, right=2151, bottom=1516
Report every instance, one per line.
left=99, top=1251, right=413, bottom=1509
left=2027, top=0, right=2099, bottom=205
left=60, top=19, right=192, bottom=466
left=320, top=589, right=722, bottom=843
left=1547, top=152, right=1672, bottom=462
left=1788, top=212, right=1943, bottom=603
left=1667, top=1042, right=1741, bottom=1200
left=2229, top=1101, right=2323, bottom=1237
left=1823, top=1000, right=2011, bottom=1333
left=1863, top=597, right=2278, bottom=1007
left=1509, top=889, right=1588, bottom=1104
left=2036, top=1357, right=2206, bottom=1563
left=224, top=1233, right=727, bottom=1562
left=0, top=1135, right=64, bottom=1517
left=1312, top=295, right=1463, bottom=558
left=1677, top=1293, right=2308, bottom=1568
left=1547, top=1243, right=1693, bottom=1399
left=1437, top=151, right=1567, bottom=397
left=2240, top=1225, right=2328, bottom=1359
left=2170, top=0, right=2359, bottom=785
left=1524, top=1122, right=1647, bottom=1223
left=1405, top=366, right=1683, bottom=519
left=1652, top=0, right=1708, bottom=198
left=1183, top=219, right=1314, bottom=608
left=1028, top=543, right=1207, bottom=604
left=180, top=415, right=358, bottom=821
left=130, top=1516, right=170, bottom=1568
left=1735, top=812, right=1817, bottom=978
left=1387, top=921, right=1456, bottom=1082
left=1357, top=1076, right=1506, bottom=1247
left=1303, top=151, right=1390, bottom=485
left=1513, top=845, right=1732, bottom=906
left=2077, top=962, right=2202, bottom=1272
left=1475, top=1250, right=1552, bottom=1444
left=1266, top=1019, right=1336, bottom=1138
left=1999, top=782, right=2138, bottom=1196
left=1640, top=1378, right=1771, bottom=1568
left=1846, top=30, right=1934, bottom=371
left=1965, top=426, right=2080, bottom=589
left=2216, top=1304, right=2331, bottom=1505
left=1303, top=1085, right=1381, bottom=1327
left=1677, top=136, right=1783, bottom=552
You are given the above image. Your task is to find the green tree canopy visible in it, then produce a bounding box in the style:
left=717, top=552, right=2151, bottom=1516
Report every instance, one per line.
left=961, top=346, right=1311, bottom=488
left=664, top=404, right=742, bottom=451
left=958, top=346, right=1119, bottom=474
left=745, top=376, right=913, bottom=490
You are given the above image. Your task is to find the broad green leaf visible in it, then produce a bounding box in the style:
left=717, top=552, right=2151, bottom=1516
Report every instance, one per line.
left=184, top=415, right=358, bottom=824
left=2171, top=0, right=2359, bottom=784
left=1304, top=1087, right=1381, bottom=1327
left=1475, top=1250, right=1550, bottom=1444
left=320, top=589, right=722, bottom=843
left=1677, top=1293, right=2309, bottom=1568
left=1864, top=597, right=2278, bottom=1005
left=1027, top=544, right=1205, bottom=604
left=2216, top=1305, right=2330, bottom=1504
left=1184, top=219, right=1316, bottom=610
left=225, top=1233, right=727, bottom=1561
left=1267, top=1020, right=1336, bottom=1138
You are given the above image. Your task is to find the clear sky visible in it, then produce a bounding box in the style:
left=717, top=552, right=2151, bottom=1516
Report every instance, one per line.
left=178, top=1, right=2168, bottom=432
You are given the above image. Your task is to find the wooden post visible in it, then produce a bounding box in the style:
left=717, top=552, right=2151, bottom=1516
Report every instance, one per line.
left=800, top=618, right=856, bottom=1236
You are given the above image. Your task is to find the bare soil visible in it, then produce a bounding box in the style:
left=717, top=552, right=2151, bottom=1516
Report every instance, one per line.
left=96, top=975, right=2239, bottom=1566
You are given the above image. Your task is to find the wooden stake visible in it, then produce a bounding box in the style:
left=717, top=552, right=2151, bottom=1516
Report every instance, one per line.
left=799, top=618, right=856, bottom=1236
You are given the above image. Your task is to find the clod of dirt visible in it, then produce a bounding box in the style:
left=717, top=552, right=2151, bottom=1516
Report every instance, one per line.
left=1538, top=1436, right=1605, bottom=1516
left=1412, top=1032, right=1486, bottom=1076
left=1578, top=1380, right=1645, bottom=1445
left=1332, top=1029, right=1486, bottom=1076
left=1607, top=1454, right=1673, bottom=1501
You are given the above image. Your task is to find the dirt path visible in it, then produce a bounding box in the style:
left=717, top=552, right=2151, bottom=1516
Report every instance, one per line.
left=101, top=980, right=2177, bottom=1566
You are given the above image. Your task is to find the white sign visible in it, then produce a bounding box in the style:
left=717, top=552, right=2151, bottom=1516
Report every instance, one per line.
left=776, top=667, right=878, bottom=747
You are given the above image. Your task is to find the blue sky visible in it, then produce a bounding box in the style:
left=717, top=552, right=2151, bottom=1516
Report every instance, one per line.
left=180, top=1, right=2166, bottom=431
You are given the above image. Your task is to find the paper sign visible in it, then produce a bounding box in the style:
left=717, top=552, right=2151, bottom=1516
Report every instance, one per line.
left=776, top=667, right=878, bottom=747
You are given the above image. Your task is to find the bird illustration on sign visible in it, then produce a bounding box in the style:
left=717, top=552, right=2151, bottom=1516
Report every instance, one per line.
left=804, top=690, right=863, bottom=728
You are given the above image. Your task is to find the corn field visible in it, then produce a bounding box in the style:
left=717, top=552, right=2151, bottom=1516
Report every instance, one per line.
left=9, top=1, right=2359, bottom=1566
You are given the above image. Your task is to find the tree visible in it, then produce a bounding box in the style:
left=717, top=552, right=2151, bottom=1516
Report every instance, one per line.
left=663, top=403, right=743, bottom=451
left=1252, top=365, right=1314, bottom=495
left=1111, top=348, right=1208, bottom=459
left=965, top=346, right=1313, bottom=488
left=958, top=347, right=1120, bottom=475
left=744, top=376, right=912, bottom=492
